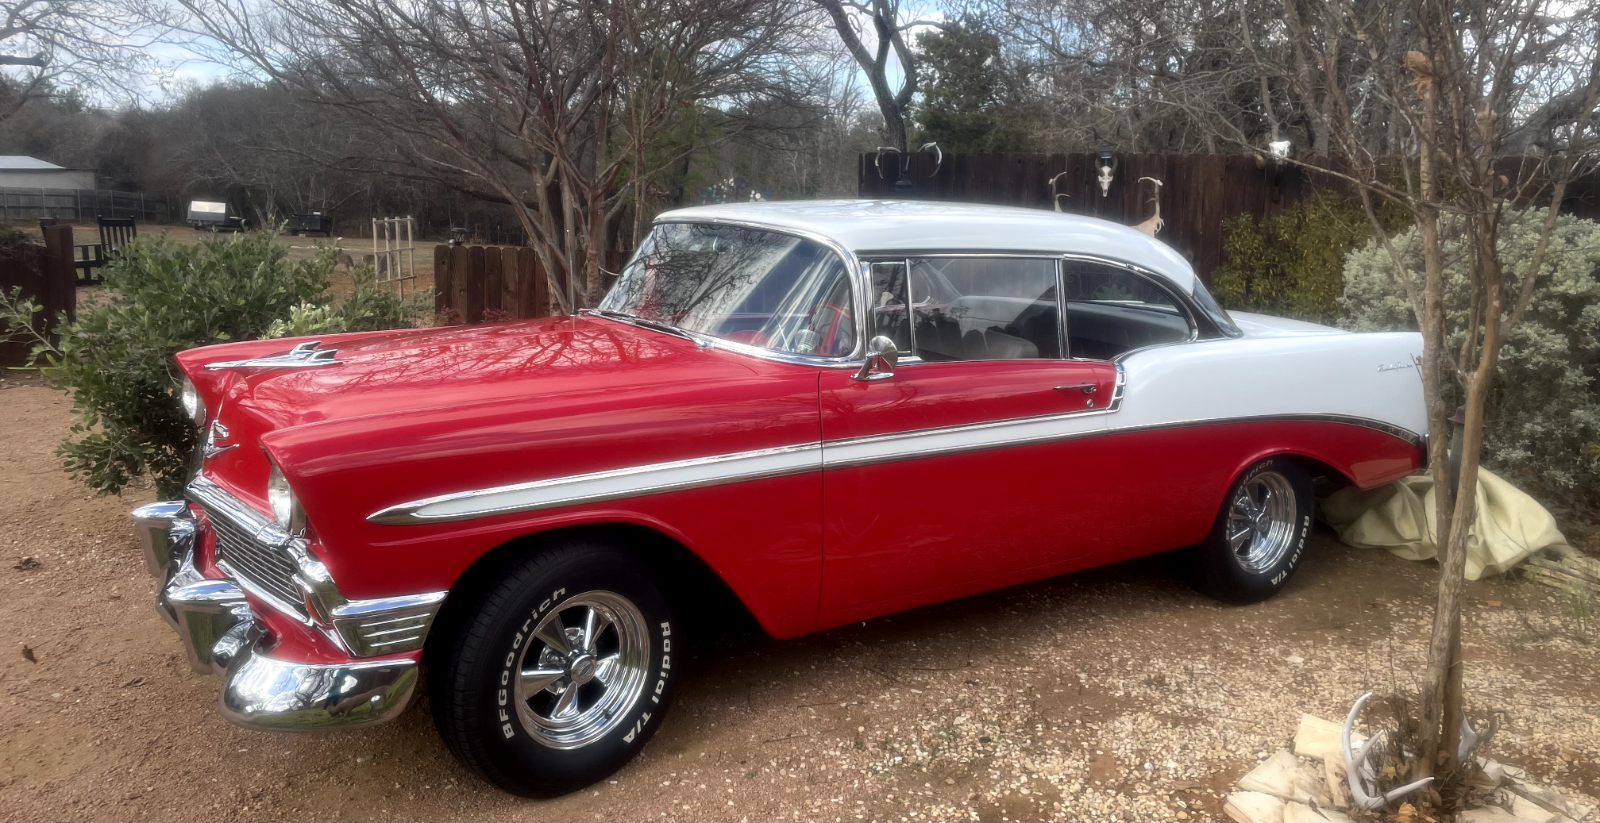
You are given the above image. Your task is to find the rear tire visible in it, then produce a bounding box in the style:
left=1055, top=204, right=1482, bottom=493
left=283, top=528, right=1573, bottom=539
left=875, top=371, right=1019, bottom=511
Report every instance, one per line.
left=1190, top=456, right=1314, bottom=603
left=430, top=539, right=678, bottom=797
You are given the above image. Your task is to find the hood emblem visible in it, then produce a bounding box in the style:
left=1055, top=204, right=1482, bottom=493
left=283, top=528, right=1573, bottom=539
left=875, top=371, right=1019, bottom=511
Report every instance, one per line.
left=204, top=340, right=342, bottom=371
left=203, top=420, right=237, bottom=460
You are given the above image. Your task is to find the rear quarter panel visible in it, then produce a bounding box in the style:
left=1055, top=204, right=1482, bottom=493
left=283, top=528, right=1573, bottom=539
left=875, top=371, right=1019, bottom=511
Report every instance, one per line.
left=1086, top=331, right=1426, bottom=561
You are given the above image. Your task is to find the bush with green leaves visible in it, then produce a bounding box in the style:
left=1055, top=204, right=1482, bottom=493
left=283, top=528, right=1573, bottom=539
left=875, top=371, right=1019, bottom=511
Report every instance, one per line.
left=266, top=267, right=431, bottom=338
left=1213, top=191, right=1410, bottom=324
left=2, top=230, right=433, bottom=498
left=1342, top=208, right=1600, bottom=516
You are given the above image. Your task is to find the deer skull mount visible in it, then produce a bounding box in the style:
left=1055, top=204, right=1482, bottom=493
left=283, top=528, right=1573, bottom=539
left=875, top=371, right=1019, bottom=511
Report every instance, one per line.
left=875, top=143, right=943, bottom=196
left=1094, top=146, right=1118, bottom=197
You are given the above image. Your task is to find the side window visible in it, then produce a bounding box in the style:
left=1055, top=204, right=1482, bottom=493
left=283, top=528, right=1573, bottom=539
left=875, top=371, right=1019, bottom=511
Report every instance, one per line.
left=868, top=261, right=911, bottom=353
left=1062, top=261, right=1192, bottom=360
left=909, top=257, right=1061, bottom=361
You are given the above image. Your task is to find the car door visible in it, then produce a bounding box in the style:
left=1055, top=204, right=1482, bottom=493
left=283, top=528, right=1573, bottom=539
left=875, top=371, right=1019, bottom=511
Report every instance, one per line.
left=817, top=256, right=1118, bottom=620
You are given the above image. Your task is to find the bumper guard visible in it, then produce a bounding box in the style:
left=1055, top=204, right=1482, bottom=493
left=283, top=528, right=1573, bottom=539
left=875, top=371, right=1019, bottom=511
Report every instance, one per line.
left=132, top=501, right=421, bottom=731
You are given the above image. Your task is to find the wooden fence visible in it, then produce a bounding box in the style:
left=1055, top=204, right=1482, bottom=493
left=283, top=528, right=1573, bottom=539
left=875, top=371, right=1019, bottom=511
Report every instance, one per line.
left=1, top=224, right=76, bottom=366
left=433, top=244, right=630, bottom=322
left=860, top=152, right=1317, bottom=283
left=0, top=188, right=172, bottom=223
left=858, top=152, right=1600, bottom=283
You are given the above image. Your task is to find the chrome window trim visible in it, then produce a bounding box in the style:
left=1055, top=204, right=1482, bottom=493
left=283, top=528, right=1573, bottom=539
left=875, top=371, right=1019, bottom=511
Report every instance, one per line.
left=367, top=405, right=1421, bottom=527
left=864, top=252, right=1069, bottom=364
left=635, top=217, right=868, bottom=363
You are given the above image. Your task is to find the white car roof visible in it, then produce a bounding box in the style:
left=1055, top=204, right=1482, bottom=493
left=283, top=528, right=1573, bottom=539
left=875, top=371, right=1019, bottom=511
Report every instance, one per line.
left=658, top=199, right=1198, bottom=294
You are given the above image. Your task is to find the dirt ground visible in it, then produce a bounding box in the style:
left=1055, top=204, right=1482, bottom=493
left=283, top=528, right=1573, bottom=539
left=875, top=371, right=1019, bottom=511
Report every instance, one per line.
left=1, top=372, right=1597, bottom=823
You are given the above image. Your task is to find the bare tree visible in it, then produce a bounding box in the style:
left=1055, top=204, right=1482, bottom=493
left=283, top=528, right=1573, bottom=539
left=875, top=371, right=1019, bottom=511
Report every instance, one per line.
left=0, top=0, right=170, bottom=119
left=1178, top=0, right=1600, bottom=793
left=812, top=0, right=938, bottom=152
left=177, top=0, right=814, bottom=310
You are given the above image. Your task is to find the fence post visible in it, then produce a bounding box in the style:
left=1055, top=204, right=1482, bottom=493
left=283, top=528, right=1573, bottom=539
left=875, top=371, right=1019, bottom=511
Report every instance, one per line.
left=41, top=223, right=75, bottom=323
left=463, top=245, right=486, bottom=323
left=518, top=247, right=541, bottom=319
left=433, top=244, right=451, bottom=317
left=502, top=246, right=521, bottom=317
left=483, top=246, right=503, bottom=315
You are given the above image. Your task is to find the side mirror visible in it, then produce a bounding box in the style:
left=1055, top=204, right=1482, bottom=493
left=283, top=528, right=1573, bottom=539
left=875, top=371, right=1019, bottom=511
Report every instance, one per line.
left=851, top=335, right=900, bottom=381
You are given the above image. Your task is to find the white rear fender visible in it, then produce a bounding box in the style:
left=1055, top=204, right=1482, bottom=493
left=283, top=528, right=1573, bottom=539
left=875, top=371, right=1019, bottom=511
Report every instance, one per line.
left=1112, top=332, right=1428, bottom=439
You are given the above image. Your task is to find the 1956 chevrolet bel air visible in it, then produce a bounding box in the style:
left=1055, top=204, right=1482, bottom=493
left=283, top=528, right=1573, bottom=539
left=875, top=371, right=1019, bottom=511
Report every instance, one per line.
left=130, top=200, right=1426, bottom=795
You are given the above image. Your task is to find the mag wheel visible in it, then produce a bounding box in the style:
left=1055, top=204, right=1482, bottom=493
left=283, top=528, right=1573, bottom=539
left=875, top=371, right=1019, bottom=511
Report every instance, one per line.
left=431, top=540, right=678, bottom=797
left=1190, top=456, right=1314, bottom=604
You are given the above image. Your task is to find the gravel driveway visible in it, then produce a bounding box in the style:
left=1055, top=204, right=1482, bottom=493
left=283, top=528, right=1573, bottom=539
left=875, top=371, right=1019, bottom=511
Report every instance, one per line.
left=2, top=375, right=1596, bottom=822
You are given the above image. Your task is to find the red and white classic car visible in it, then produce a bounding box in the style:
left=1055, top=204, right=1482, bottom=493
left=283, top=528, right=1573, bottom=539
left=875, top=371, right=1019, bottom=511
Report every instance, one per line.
left=132, top=200, right=1426, bottom=795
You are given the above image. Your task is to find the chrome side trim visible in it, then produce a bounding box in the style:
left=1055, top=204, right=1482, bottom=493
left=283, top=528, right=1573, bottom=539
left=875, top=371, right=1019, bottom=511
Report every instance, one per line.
left=204, top=340, right=342, bottom=370
left=367, top=395, right=1421, bottom=527
left=367, top=442, right=823, bottom=525
left=329, top=592, right=448, bottom=657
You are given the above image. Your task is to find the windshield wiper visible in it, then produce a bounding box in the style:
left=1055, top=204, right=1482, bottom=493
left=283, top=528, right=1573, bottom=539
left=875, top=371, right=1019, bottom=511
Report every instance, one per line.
left=580, top=309, right=708, bottom=347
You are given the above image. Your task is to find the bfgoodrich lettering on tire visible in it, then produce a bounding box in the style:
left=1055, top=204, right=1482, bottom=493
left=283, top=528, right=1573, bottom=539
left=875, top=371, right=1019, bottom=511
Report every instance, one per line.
left=1189, top=456, right=1314, bottom=604
left=430, top=539, right=678, bottom=797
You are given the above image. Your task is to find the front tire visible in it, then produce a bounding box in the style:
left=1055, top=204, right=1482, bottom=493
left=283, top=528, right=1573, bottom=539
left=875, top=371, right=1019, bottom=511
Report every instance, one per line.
left=1190, top=456, right=1314, bottom=603
left=430, top=539, right=678, bottom=797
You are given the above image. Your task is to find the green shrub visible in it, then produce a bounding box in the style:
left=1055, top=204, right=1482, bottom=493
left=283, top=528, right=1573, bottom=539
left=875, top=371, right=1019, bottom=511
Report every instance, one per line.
left=1341, top=208, right=1600, bottom=516
left=3, top=230, right=436, bottom=498
left=265, top=267, right=432, bottom=338
left=43, top=230, right=335, bottom=497
left=1213, top=192, right=1410, bottom=324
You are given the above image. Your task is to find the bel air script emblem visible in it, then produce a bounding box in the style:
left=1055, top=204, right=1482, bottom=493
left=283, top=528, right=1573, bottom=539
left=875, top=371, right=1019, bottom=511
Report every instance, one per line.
left=203, top=420, right=237, bottom=460
left=1378, top=361, right=1414, bottom=372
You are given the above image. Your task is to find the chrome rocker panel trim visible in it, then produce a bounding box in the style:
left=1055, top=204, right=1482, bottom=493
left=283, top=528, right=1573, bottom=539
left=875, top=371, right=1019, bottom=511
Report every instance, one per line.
left=131, top=497, right=436, bottom=732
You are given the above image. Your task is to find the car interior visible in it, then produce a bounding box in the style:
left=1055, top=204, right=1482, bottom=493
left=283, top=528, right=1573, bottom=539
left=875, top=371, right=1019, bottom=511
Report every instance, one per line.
left=869, top=257, right=1194, bottom=362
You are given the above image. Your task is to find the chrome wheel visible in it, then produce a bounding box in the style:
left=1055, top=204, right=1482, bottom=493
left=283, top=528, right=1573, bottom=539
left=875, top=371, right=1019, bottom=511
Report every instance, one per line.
left=1227, top=470, right=1298, bottom=573
left=512, top=591, right=650, bottom=750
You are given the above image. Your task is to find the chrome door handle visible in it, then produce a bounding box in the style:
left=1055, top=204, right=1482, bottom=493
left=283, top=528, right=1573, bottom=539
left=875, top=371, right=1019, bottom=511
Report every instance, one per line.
left=1054, top=383, right=1097, bottom=394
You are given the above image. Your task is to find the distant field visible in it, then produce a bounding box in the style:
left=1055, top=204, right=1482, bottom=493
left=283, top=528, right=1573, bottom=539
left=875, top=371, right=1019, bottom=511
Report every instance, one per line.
left=14, top=221, right=434, bottom=295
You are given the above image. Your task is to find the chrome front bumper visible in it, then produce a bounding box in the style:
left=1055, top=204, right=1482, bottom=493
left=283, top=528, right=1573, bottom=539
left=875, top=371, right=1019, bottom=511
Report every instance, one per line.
left=132, top=501, right=420, bottom=731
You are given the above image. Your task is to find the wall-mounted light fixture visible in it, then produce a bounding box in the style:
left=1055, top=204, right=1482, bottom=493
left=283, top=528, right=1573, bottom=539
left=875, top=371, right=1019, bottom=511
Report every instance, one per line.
left=1095, top=144, right=1117, bottom=197
left=1268, top=139, right=1292, bottom=165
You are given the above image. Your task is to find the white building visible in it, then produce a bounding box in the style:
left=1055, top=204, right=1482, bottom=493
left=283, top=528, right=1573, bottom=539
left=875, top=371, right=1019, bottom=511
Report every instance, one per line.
left=0, top=156, right=96, bottom=190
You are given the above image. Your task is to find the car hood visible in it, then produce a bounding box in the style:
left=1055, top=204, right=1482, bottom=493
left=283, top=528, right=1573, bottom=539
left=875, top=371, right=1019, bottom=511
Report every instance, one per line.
left=188, top=316, right=742, bottom=430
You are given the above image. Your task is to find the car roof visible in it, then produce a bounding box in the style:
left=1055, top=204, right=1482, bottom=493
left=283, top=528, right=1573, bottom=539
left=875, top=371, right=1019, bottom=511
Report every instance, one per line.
left=657, top=199, right=1198, bottom=294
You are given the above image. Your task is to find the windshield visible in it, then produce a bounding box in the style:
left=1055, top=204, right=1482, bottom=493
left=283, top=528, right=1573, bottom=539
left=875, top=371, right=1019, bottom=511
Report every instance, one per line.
left=598, top=222, right=857, bottom=357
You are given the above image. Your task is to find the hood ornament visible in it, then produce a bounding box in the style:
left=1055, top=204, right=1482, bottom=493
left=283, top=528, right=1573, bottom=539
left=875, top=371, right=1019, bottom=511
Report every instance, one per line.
left=204, top=340, right=342, bottom=371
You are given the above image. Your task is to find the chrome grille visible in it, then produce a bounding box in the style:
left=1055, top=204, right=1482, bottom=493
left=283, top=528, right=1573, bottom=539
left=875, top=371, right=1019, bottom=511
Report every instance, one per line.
left=207, top=509, right=307, bottom=619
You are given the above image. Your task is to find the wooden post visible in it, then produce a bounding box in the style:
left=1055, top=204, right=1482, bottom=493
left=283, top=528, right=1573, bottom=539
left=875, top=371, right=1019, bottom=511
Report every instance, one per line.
left=519, top=247, right=544, bottom=318
left=483, top=246, right=504, bottom=315
left=502, top=247, right=521, bottom=317
left=433, top=244, right=452, bottom=317
left=462, top=245, right=486, bottom=324
left=41, top=223, right=75, bottom=324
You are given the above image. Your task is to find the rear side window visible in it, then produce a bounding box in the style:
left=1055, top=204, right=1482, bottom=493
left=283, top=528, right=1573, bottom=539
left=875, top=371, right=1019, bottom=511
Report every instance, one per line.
left=1062, top=261, right=1192, bottom=360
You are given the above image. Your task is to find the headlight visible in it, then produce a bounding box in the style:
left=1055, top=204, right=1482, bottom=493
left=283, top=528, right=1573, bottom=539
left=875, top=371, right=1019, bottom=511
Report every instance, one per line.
left=267, top=462, right=304, bottom=532
left=179, top=377, right=205, bottom=426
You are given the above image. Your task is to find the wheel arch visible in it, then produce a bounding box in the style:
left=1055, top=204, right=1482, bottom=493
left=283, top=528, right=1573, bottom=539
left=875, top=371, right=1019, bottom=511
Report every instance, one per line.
left=422, top=521, right=760, bottom=670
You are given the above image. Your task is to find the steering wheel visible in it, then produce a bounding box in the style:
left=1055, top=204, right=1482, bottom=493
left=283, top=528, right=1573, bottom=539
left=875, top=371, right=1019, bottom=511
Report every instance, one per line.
left=724, top=329, right=774, bottom=348
left=806, top=302, right=851, bottom=356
